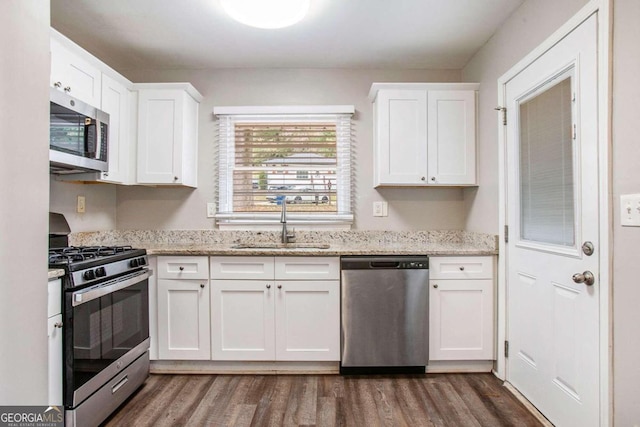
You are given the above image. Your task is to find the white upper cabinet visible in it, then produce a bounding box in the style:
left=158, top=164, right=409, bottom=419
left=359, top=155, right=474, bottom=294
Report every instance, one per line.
left=50, top=34, right=101, bottom=107
left=135, top=84, right=202, bottom=188
left=370, top=83, right=479, bottom=187
left=99, top=74, right=131, bottom=184
left=51, top=29, right=203, bottom=187
left=372, top=90, right=428, bottom=186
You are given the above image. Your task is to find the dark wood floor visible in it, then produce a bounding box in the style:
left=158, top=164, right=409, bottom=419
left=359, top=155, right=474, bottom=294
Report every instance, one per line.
left=102, top=373, right=543, bottom=427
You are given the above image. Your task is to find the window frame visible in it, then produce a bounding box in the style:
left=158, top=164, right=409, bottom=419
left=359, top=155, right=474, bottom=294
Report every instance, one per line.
left=213, top=105, right=355, bottom=229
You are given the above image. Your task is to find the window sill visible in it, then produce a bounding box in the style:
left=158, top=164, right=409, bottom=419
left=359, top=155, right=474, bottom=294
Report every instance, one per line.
left=215, top=213, right=353, bottom=231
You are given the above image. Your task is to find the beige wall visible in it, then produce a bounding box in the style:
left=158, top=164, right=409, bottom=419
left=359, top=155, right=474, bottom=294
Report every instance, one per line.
left=462, top=0, right=589, bottom=234
left=50, top=180, right=117, bottom=232
left=115, top=68, right=467, bottom=230
left=0, top=1, right=50, bottom=404
left=612, top=0, right=640, bottom=423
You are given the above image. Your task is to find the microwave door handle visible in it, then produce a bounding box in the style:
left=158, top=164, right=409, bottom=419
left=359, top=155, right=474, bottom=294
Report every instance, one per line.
left=72, top=270, right=150, bottom=307
left=84, top=118, right=97, bottom=158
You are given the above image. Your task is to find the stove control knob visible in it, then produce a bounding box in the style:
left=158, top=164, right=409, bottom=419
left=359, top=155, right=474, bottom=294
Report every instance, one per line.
left=138, top=257, right=147, bottom=266
left=83, top=270, right=96, bottom=280
left=95, top=267, right=107, bottom=278
left=129, top=258, right=140, bottom=268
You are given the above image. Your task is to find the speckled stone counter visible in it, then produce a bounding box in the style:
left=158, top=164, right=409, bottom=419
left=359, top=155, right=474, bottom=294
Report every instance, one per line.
left=48, top=269, right=65, bottom=279
left=70, top=230, right=498, bottom=256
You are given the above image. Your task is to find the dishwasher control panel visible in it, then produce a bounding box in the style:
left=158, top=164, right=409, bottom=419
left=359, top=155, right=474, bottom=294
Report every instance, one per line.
left=341, top=256, right=429, bottom=270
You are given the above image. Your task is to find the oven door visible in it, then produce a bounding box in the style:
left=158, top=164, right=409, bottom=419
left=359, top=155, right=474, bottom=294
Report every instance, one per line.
left=65, top=270, right=150, bottom=408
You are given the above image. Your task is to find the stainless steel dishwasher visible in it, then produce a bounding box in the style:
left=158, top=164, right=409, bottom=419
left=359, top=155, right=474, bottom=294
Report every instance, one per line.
left=340, top=256, right=429, bottom=374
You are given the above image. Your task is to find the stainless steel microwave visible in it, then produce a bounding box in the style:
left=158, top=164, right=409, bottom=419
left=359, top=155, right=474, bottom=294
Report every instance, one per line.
left=50, top=88, right=109, bottom=174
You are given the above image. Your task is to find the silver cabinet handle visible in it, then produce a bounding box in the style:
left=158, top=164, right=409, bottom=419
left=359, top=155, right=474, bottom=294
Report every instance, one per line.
left=54, top=322, right=63, bottom=328
left=179, top=266, right=184, bottom=271
left=174, top=176, right=179, bottom=181
left=433, top=284, right=438, bottom=288
left=53, top=81, right=62, bottom=88
left=277, top=284, right=282, bottom=289
left=421, top=176, right=426, bottom=181
left=431, top=177, right=436, bottom=182
left=572, top=271, right=595, bottom=286
left=459, top=266, right=465, bottom=271
left=266, top=284, right=271, bottom=289
left=200, top=283, right=205, bottom=289
left=64, top=86, right=71, bottom=92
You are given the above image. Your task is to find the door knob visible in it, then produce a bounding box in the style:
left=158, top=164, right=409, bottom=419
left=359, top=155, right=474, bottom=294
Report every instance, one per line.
left=572, top=271, right=595, bottom=286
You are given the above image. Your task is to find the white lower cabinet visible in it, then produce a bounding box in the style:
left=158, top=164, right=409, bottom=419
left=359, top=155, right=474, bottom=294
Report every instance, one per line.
left=274, top=280, right=339, bottom=361
left=210, top=257, right=340, bottom=362
left=429, top=256, right=495, bottom=361
left=211, top=280, right=275, bottom=360
left=156, top=256, right=211, bottom=360
left=47, top=278, right=62, bottom=406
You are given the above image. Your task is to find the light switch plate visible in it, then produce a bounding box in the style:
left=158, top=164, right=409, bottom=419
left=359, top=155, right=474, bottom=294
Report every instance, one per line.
left=207, top=202, right=216, bottom=218
left=621, top=194, right=640, bottom=226
left=373, top=201, right=388, bottom=217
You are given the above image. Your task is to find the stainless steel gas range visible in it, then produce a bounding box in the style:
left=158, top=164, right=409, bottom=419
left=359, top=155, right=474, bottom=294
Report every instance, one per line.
left=49, top=244, right=151, bottom=427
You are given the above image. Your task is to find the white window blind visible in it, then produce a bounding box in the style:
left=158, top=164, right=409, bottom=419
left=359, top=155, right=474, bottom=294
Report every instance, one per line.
left=519, top=75, right=575, bottom=246
left=215, top=106, right=354, bottom=226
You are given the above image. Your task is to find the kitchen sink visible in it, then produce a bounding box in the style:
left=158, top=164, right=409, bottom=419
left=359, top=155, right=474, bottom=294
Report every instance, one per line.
left=231, top=243, right=331, bottom=250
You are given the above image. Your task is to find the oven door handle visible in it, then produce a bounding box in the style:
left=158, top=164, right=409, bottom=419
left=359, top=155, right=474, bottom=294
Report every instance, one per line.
left=72, top=270, right=150, bottom=307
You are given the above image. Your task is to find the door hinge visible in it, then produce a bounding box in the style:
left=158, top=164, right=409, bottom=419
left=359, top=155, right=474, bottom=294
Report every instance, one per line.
left=495, top=106, right=507, bottom=125
left=505, top=340, right=509, bottom=358
left=573, top=123, right=577, bottom=140
left=504, top=225, right=509, bottom=243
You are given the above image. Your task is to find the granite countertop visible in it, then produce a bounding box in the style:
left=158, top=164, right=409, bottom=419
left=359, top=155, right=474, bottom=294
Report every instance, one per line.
left=48, top=268, right=65, bottom=280
left=70, top=230, right=499, bottom=257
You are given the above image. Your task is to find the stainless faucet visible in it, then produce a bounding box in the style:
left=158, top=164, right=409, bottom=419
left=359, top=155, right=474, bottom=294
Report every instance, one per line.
left=280, top=199, right=295, bottom=244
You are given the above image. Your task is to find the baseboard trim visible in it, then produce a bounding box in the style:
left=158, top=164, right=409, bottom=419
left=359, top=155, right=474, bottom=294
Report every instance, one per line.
left=426, top=360, right=494, bottom=373
left=150, top=360, right=339, bottom=375
left=503, top=381, right=554, bottom=427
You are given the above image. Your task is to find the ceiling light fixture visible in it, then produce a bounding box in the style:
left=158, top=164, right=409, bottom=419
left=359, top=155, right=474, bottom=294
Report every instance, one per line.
left=221, top=0, right=311, bottom=29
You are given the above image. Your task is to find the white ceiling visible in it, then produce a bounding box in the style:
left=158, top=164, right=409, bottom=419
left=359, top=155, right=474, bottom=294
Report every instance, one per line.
left=51, top=0, right=525, bottom=71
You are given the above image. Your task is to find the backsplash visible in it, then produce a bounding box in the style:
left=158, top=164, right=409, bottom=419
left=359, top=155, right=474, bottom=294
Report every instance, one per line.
left=70, top=229, right=498, bottom=252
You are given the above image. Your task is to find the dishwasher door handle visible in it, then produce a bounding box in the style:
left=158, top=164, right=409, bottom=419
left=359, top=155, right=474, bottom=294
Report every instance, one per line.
left=369, top=261, right=400, bottom=268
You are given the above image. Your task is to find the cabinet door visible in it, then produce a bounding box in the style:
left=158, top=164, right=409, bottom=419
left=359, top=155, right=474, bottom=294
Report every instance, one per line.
left=274, top=281, right=340, bottom=361
left=211, top=280, right=275, bottom=360
left=157, top=279, right=210, bottom=360
left=50, top=37, right=101, bottom=107
left=427, top=90, right=476, bottom=185
left=429, top=279, right=494, bottom=360
left=47, top=314, right=63, bottom=406
left=99, top=74, right=130, bottom=184
left=374, top=90, right=428, bottom=186
left=137, top=89, right=185, bottom=185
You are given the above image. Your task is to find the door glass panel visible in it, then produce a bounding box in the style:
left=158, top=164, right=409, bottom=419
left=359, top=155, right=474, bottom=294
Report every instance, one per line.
left=519, top=76, right=575, bottom=246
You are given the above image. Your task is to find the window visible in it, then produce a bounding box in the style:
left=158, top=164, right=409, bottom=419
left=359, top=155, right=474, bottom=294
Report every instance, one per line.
left=214, top=106, right=354, bottom=227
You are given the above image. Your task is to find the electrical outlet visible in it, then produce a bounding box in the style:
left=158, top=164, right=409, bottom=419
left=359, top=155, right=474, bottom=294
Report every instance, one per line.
left=77, top=196, right=86, bottom=213
left=207, top=202, right=216, bottom=218
left=621, top=194, right=640, bottom=226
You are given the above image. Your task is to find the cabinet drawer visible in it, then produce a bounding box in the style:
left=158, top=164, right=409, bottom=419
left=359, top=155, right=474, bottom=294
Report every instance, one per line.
left=429, top=256, right=494, bottom=280
left=48, top=279, right=62, bottom=318
left=275, top=257, right=340, bottom=280
left=210, top=256, right=274, bottom=280
left=157, top=256, right=209, bottom=279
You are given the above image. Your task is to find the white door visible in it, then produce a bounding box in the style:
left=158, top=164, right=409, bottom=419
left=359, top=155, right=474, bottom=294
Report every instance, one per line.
left=505, top=15, right=599, bottom=426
